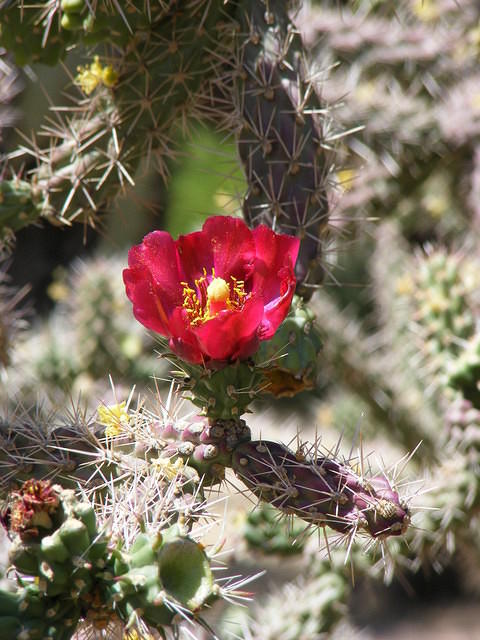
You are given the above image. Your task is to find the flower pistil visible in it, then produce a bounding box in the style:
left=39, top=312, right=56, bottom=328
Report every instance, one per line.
left=181, top=268, right=247, bottom=326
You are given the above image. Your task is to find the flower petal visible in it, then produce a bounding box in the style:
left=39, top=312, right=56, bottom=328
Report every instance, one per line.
left=201, top=216, right=256, bottom=282
left=252, top=225, right=300, bottom=301
left=176, top=228, right=215, bottom=284
left=124, top=217, right=299, bottom=365
left=123, top=267, right=171, bottom=335
left=260, top=269, right=296, bottom=339
left=168, top=307, right=205, bottom=364
left=193, top=297, right=264, bottom=361
left=128, top=231, right=184, bottom=308
left=251, top=226, right=299, bottom=338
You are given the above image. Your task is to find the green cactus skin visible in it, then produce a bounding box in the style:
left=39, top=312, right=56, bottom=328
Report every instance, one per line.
left=232, top=439, right=410, bottom=539
left=243, top=502, right=307, bottom=555
left=159, top=320, right=320, bottom=419
left=0, top=480, right=218, bottom=638
left=0, top=1, right=237, bottom=241
left=175, top=357, right=266, bottom=420
left=0, top=1, right=178, bottom=67
left=446, top=335, right=480, bottom=409
left=393, top=248, right=480, bottom=405
left=256, top=295, right=322, bottom=397
left=231, top=0, right=334, bottom=297
left=0, top=2, right=78, bottom=67
left=408, top=250, right=477, bottom=378
left=0, top=179, right=44, bottom=242
left=110, top=524, right=217, bottom=631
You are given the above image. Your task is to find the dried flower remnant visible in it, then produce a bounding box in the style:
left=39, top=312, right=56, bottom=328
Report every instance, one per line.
left=3, top=479, right=59, bottom=538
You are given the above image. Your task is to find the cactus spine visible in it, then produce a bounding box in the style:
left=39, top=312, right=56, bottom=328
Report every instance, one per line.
left=0, top=479, right=219, bottom=638
left=0, top=1, right=237, bottom=242
left=231, top=0, right=334, bottom=296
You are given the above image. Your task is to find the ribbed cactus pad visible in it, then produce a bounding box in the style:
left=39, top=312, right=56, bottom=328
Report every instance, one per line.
left=171, top=356, right=266, bottom=419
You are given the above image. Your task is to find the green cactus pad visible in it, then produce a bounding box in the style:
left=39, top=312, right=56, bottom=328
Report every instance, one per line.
left=158, top=538, right=214, bottom=610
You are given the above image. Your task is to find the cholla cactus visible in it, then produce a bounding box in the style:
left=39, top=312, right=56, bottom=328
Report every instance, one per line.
left=242, top=502, right=308, bottom=556
left=0, top=478, right=223, bottom=639
left=294, top=0, right=480, bottom=240
left=0, top=0, right=239, bottom=244
left=225, top=0, right=337, bottom=295
left=6, top=0, right=480, bottom=638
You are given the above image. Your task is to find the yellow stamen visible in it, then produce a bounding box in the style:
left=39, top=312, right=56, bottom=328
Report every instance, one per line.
left=181, top=269, right=248, bottom=326
left=207, top=277, right=230, bottom=316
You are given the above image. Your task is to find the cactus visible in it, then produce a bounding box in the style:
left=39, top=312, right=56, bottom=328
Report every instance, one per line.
left=232, top=439, right=409, bottom=538
left=0, top=259, right=29, bottom=369
left=0, top=479, right=220, bottom=638
left=0, top=407, right=119, bottom=493
left=407, top=397, right=480, bottom=573
left=172, top=355, right=266, bottom=421
left=1, top=252, right=159, bottom=404
left=402, top=249, right=478, bottom=382
left=256, top=294, right=323, bottom=397
left=5, top=0, right=480, bottom=638
left=0, top=1, right=237, bottom=243
left=228, top=0, right=335, bottom=296
left=244, top=549, right=354, bottom=640
left=446, top=335, right=480, bottom=408
left=309, top=290, right=439, bottom=454
left=294, top=0, right=480, bottom=240
left=242, top=502, right=308, bottom=556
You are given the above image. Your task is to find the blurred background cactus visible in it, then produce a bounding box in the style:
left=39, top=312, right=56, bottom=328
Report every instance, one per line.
left=1, top=0, right=480, bottom=638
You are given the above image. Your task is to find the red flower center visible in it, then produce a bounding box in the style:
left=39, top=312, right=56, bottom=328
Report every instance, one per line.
left=181, top=268, right=248, bottom=326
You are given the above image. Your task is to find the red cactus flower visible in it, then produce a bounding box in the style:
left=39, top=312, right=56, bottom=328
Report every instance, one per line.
left=123, top=216, right=299, bottom=365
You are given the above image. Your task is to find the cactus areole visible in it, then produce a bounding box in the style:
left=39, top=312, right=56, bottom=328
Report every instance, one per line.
left=124, top=215, right=299, bottom=365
